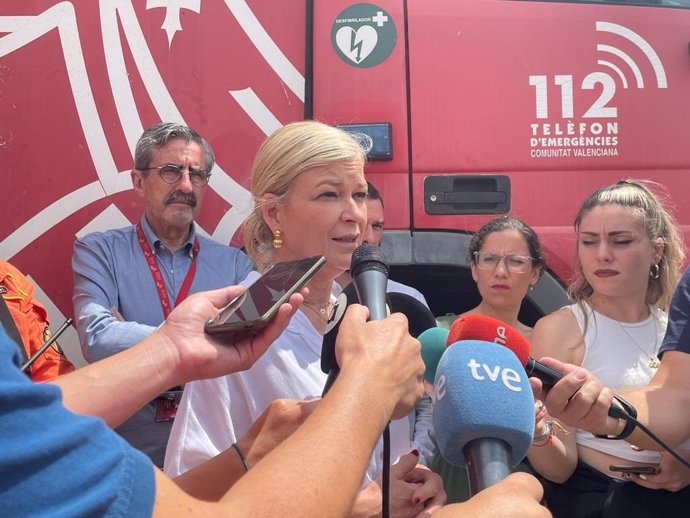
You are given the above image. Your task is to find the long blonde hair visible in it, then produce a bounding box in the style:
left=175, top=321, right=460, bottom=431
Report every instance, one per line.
left=570, top=179, right=684, bottom=311
left=243, top=121, right=368, bottom=264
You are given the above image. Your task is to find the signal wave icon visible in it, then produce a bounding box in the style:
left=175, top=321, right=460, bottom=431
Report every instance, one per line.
left=596, top=21, right=667, bottom=89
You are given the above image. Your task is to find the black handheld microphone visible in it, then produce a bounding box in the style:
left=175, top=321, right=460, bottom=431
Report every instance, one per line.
left=350, top=244, right=389, bottom=321
left=350, top=244, right=392, bottom=518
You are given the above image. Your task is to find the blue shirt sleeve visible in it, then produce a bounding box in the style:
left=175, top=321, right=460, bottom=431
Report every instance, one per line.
left=72, top=234, right=157, bottom=362
left=660, top=266, right=690, bottom=356
left=72, top=227, right=254, bottom=364
left=0, top=327, right=155, bottom=517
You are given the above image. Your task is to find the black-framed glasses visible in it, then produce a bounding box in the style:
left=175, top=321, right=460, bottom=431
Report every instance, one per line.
left=144, top=164, right=211, bottom=187
left=473, top=252, right=534, bottom=274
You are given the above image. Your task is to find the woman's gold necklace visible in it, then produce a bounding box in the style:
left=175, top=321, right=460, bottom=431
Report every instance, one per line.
left=617, top=314, right=661, bottom=369
left=302, top=299, right=331, bottom=321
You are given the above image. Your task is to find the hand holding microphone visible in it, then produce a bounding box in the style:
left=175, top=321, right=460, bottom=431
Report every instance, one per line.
left=321, top=244, right=424, bottom=417
left=333, top=303, right=424, bottom=421
left=322, top=245, right=437, bottom=397
left=449, top=314, right=636, bottom=424
left=321, top=244, right=390, bottom=396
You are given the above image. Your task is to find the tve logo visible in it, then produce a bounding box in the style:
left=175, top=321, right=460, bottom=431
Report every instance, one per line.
left=466, top=358, right=523, bottom=393
left=528, top=21, right=667, bottom=160
left=433, top=345, right=526, bottom=405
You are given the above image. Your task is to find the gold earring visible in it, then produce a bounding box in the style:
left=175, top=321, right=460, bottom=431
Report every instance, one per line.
left=650, top=263, right=660, bottom=279
left=272, top=229, right=283, bottom=249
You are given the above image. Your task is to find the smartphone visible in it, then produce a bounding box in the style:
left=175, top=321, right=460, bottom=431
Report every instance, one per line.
left=609, top=464, right=660, bottom=475
left=205, top=255, right=326, bottom=336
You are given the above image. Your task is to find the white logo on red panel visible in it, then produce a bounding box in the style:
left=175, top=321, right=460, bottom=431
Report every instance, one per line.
left=528, top=22, right=667, bottom=159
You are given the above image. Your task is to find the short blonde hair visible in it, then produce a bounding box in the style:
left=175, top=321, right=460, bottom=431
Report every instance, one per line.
left=243, top=121, right=368, bottom=264
left=570, top=179, right=685, bottom=311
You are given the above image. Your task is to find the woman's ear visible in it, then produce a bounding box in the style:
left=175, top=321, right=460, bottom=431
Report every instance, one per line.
left=530, top=266, right=542, bottom=286
left=470, top=263, right=479, bottom=284
left=261, top=193, right=281, bottom=231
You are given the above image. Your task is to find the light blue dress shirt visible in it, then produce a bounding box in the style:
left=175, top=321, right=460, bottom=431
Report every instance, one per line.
left=71, top=216, right=254, bottom=467
left=72, top=217, right=254, bottom=362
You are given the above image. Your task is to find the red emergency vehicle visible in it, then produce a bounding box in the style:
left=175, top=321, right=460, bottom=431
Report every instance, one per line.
left=1, top=0, right=689, bottom=364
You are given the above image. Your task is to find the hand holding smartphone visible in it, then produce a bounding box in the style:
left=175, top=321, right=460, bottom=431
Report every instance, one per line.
left=609, top=464, right=660, bottom=475
left=205, top=255, right=326, bottom=338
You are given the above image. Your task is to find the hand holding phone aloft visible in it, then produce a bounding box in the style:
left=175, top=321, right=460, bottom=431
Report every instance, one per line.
left=204, top=255, right=326, bottom=338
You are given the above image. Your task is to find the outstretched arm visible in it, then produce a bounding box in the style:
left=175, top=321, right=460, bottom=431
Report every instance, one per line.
left=535, top=352, right=690, bottom=450
left=53, top=285, right=303, bottom=427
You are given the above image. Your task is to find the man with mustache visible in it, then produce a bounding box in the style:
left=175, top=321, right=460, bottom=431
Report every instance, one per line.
left=71, top=123, right=254, bottom=466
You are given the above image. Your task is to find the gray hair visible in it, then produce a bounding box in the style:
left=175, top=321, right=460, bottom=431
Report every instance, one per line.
left=134, top=122, right=215, bottom=172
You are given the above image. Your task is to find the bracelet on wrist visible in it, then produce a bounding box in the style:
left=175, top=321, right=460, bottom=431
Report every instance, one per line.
left=231, top=442, right=250, bottom=472
left=533, top=419, right=553, bottom=445
left=594, top=394, right=638, bottom=441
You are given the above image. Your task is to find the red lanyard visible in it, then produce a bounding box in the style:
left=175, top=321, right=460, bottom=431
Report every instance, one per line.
left=136, top=222, right=200, bottom=318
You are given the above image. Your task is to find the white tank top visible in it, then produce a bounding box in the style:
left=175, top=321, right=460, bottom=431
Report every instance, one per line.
left=570, top=302, right=665, bottom=463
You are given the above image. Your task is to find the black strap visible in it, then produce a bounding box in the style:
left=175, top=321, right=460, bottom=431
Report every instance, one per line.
left=594, top=394, right=638, bottom=441
left=0, top=293, right=30, bottom=367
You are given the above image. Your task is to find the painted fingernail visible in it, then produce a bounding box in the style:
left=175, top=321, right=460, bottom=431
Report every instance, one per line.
left=410, top=449, right=419, bottom=457
left=412, top=497, right=421, bottom=506
left=639, top=474, right=647, bottom=480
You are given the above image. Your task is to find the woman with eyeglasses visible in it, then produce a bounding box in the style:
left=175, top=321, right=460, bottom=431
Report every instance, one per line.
left=528, top=180, right=690, bottom=518
left=462, top=216, right=545, bottom=339
left=431, top=216, right=545, bottom=503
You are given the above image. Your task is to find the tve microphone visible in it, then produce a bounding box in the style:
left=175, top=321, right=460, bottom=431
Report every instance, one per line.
left=350, top=244, right=389, bottom=321
left=449, top=314, right=563, bottom=388
left=320, top=282, right=359, bottom=396
left=387, top=292, right=436, bottom=338
left=433, top=340, right=534, bottom=495
left=449, top=314, right=632, bottom=421
left=419, top=327, right=448, bottom=384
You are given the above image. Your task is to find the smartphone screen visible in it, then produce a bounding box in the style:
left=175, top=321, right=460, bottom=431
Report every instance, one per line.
left=608, top=464, right=660, bottom=475
left=205, top=255, right=326, bottom=335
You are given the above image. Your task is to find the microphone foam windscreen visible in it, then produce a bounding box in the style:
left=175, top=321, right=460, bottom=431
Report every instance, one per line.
left=320, top=282, right=359, bottom=373
left=419, top=327, right=449, bottom=383
left=387, top=292, right=436, bottom=338
left=448, top=314, right=531, bottom=366
left=350, top=243, right=389, bottom=278
left=433, top=340, right=534, bottom=467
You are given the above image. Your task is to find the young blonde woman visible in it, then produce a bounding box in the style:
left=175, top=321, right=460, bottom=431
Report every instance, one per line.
left=165, top=121, right=445, bottom=517
left=528, top=180, right=690, bottom=517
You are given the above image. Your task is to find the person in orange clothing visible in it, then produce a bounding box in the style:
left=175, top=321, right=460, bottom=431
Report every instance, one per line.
left=0, top=260, right=75, bottom=381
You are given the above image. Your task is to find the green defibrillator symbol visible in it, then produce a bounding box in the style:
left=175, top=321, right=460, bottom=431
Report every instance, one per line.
left=331, top=3, right=397, bottom=68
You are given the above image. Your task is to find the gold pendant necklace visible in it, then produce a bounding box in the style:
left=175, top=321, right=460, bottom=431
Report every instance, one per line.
left=302, top=299, right=331, bottom=321
left=617, top=313, right=660, bottom=369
